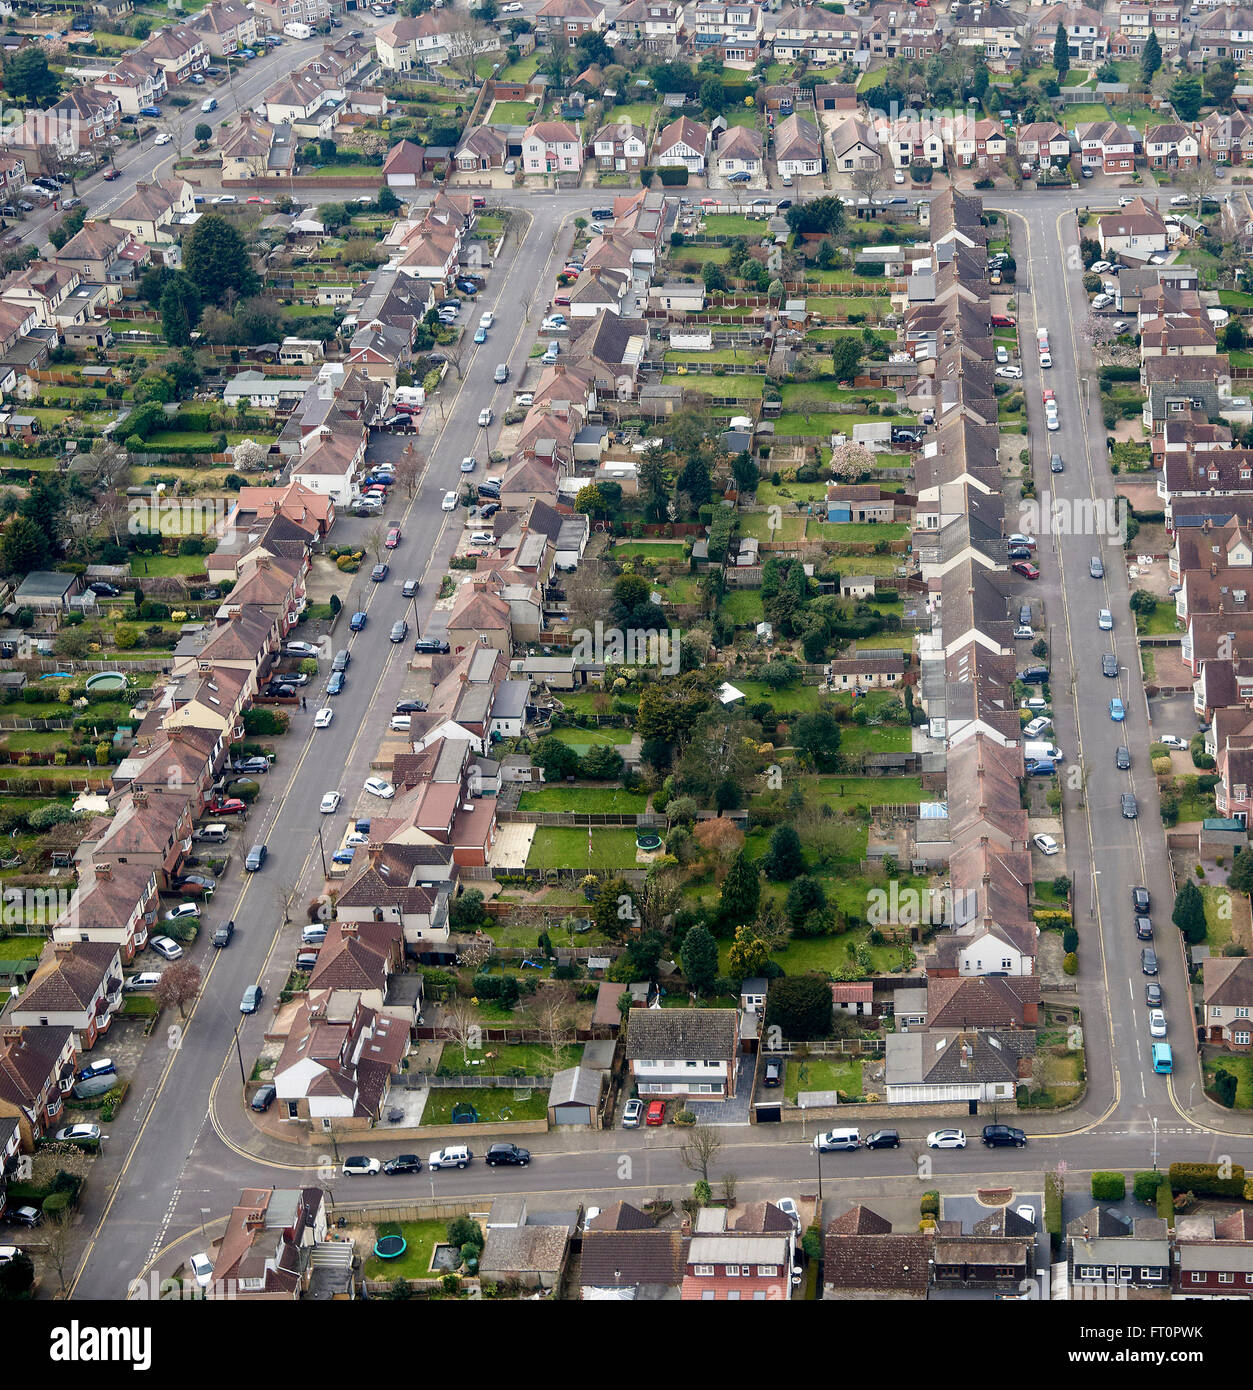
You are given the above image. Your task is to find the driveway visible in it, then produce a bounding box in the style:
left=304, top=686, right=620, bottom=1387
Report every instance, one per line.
left=684, top=1054, right=755, bottom=1126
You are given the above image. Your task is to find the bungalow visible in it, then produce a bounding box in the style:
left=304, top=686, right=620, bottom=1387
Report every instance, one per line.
left=714, top=123, right=762, bottom=178
left=883, top=1027, right=1033, bottom=1104
left=654, top=115, right=710, bottom=173
left=828, top=115, right=880, bottom=172
left=774, top=113, right=822, bottom=179
left=455, top=125, right=509, bottom=172
left=624, top=1007, right=740, bottom=1100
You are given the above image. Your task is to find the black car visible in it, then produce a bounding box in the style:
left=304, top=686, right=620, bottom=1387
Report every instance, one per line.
left=1135, top=915, right=1153, bottom=940
left=1050, top=452, right=1064, bottom=473
left=485, top=1142, right=531, bottom=1167
left=863, top=1129, right=900, bottom=1149
left=173, top=873, right=216, bottom=894
left=383, top=1154, right=423, bottom=1175
left=1116, top=746, right=1131, bottom=770
left=1008, top=544, right=1032, bottom=560
left=331, top=649, right=351, bottom=672
left=982, top=1124, right=1027, bottom=1148
left=1018, top=603, right=1032, bottom=627
left=371, top=563, right=390, bottom=582
left=264, top=682, right=296, bottom=698
left=250, top=1083, right=276, bottom=1112
left=1020, top=666, right=1050, bottom=684
left=1132, top=887, right=1151, bottom=912
left=1145, top=982, right=1163, bottom=1007
left=1142, top=947, right=1159, bottom=975
left=1102, top=654, right=1119, bottom=678
left=326, top=671, right=346, bottom=696
left=762, top=1059, right=783, bottom=1087
left=414, top=637, right=450, bottom=654
left=395, top=700, right=428, bottom=714
left=382, top=414, right=416, bottom=433
left=1122, top=793, right=1138, bottom=819
left=88, top=581, right=121, bottom=597
left=212, top=919, right=235, bottom=948
left=479, top=502, right=500, bottom=520
left=402, top=579, right=420, bottom=597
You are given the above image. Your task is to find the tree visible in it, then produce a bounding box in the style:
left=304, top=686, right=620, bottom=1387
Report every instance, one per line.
left=763, top=823, right=804, bottom=881
left=1140, top=30, right=1162, bottom=84
left=1223, top=317, right=1247, bottom=353
left=445, top=18, right=490, bottom=85
left=719, top=849, right=761, bottom=927
left=1177, top=156, right=1221, bottom=213
left=829, top=440, right=876, bottom=481
left=1215, top=1068, right=1239, bottom=1109
left=160, top=281, right=193, bottom=347
left=1170, top=73, right=1203, bottom=122
left=678, top=1122, right=723, bottom=1183
left=1171, top=879, right=1207, bottom=945
left=830, top=335, right=862, bottom=385
left=533, top=734, right=581, bottom=781
left=701, top=260, right=727, bottom=293
left=4, top=48, right=61, bottom=106
left=786, top=196, right=845, bottom=237
left=48, top=206, right=86, bottom=250
left=676, top=453, right=712, bottom=509
left=154, top=961, right=202, bottom=1019
left=0, top=515, right=51, bottom=574
left=183, top=214, right=260, bottom=303
left=851, top=162, right=885, bottom=200
left=1206, top=57, right=1238, bottom=108
left=1129, top=588, right=1159, bottom=615
left=1052, top=23, right=1070, bottom=80
left=726, top=923, right=771, bottom=979
left=680, top=924, right=719, bottom=995
left=764, top=973, right=833, bottom=1039
left=444, top=998, right=483, bottom=1067
left=0, top=1247, right=33, bottom=1298
left=195, top=122, right=213, bottom=145
left=786, top=876, right=826, bottom=926
left=792, top=710, right=842, bottom=771
left=449, top=887, right=488, bottom=930
left=529, top=985, right=577, bottom=1074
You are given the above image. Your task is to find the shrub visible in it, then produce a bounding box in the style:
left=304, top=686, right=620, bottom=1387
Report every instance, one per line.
left=1062, top=951, right=1078, bottom=975
left=920, top=1190, right=939, bottom=1217
left=1044, top=1169, right=1063, bottom=1240
left=1168, top=1162, right=1245, bottom=1198
left=1062, top=927, right=1079, bottom=953
left=1091, top=1171, right=1126, bottom=1201
left=1133, top=1170, right=1161, bottom=1204
left=1157, top=1178, right=1175, bottom=1225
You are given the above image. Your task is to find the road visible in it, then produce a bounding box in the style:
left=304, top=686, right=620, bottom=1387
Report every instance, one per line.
left=57, top=178, right=1253, bottom=1299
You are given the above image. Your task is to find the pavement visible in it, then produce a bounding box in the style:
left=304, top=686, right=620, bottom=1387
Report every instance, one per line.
left=50, top=170, right=1253, bottom=1300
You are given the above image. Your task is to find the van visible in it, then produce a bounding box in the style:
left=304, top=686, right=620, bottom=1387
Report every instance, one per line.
left=814, top=1127, right=860, bottom=1152
left=201, top=97, right=217, bottom=113
left=283, top=20, right=312, bottom=37
left=1024, top=740, right=1064, bottom=763
left=1151, top=1042, right=1173, bottom=1073
left=542, top=341, right=559, bottom=363
left=393, top=385, right=424, bottom=408
left=196, top=823, right=228, bottom=843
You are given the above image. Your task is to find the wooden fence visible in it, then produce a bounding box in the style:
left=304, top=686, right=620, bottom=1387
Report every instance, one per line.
left=407, top=1073, right=550, bottom=1089
left=762, top=1038, right=885, bottom=1056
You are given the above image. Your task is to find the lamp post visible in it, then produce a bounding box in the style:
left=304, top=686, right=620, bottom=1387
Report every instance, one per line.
left=316, top=821, right=328, bottom=878
left=231, top=1022, right=246, bottom=1088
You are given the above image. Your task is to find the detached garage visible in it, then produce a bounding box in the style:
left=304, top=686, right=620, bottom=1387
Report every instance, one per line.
left=548, top=1065, right=603, bottom=1128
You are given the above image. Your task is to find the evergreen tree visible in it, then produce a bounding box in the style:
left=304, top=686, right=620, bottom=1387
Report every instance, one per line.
left=719, top=850, right=761, bottom=926
left=1053, top=23, right=1070, bottom=80
left=183, top=213, right=260, bottom=303
left=160, top=281, right=192, bottom=347
left=1140, top=30, right=1162, bottom=84
left=763, top=824, right=804, bottom=882
left=680, top=924, right=719, bottom=995
left=1171, top=879, right=1206, bottom=945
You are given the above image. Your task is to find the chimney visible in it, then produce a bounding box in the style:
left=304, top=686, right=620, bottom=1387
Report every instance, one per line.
left=2, top=1026, right=21, bottom=1046
left=94, top=862, right=112, bottom=882
left=340, top=920, right=358, bottom=938
left=133, top=791, right=148, bottom=808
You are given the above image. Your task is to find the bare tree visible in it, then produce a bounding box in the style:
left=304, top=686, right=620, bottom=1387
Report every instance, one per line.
left=562, top=545, right=614, bottom=634
left=364, top=524, right=387, bottom=563
left=1176, top=156, right=1221, bottom=213
left=679, top=1123, right=724, bottom=1183
left=793, top=390, right=828, bottom=426
left=444, top=19, right=489, bottom=86
left=529, top=985, right=578, bottom=1075
left=443, top=997, right=483, bottom=1068
left=458, top=935, right=494, bottom=972
left=851, top=161, right=886, bottom=200
left=274, top=880, right=299, bottom=925
left=44, top=1209, right=75, bottom=1297
left=65, top=506, right=99, bottom=564
left=154, top=961, right=202, bottom=1019
left=98, top=491, right=129, bottom=547
left=391, top=445, right=422, bottom=499
left=719, top=1171, right=738, bottom=1207
left=635, top=864, right=683, bottom=937
left=78, top=439, right=128, bottom=491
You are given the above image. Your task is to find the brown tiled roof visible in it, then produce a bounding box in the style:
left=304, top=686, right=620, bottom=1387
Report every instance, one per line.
left=580, top=1229, right=689, bottom=1290
left=828, top=1204, right=892, bottom=1236
left=823, top=1232, right=934, bottom=1294
left=14, top=943, right=118, bottom=1014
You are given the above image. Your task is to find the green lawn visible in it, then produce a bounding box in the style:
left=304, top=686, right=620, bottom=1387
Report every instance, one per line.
left=857, top=67, right=887, bottom=93
left=821, top=521, right=909, bottom=544
left=362, top=1219, right=447, bottom=1280
left=1062, top=103, right=1112, bottom=130
left=702, top=214, right=765, bottom=237
left=498, top=51, right=540, bottom=81
left=664, top=374, right=764, bottom=399
left=780, top=382, right=895, bottom=406
left=544, top=727, right=631, bottom=753
left=611, top=541, right=687, bottom=561
left=784, top=1056, right=863, bottom=1100
left=489, top=100, right=539, bottom=125
left=1202, top=884, right=1235, bottom=953
left=736, top=678, right=826, bottom=713
left=755, top=480, right=829, bottom=508
left=664, top=350, right=768, bottom=367
left=129, top=554, right=209, bottom=576
left=516, top=786, right=648, bottom=814
left=1134, top=599, right=1179, bottom=636
left=806, top=296, right=891, bottom=318
left=737, top=510, right=805, bottom=542
left=719, top=590, right=764, bottom=625
left=673, top=246, right=732, bottom=265
left=609, top=101, right=656, bottom=129
left=1205, top=1053, right=1253, bottom=1108
left=0, top=936, right=44, bottom=960
left=527, top=827, right=641, bottom=871
left=421, top=1085, right=549, bottom=1125
left=438, top=1041, right=581, bottom=1074
left=812, top=775, right=931, bottom=813
left=830, top=722, right=912, bottom=756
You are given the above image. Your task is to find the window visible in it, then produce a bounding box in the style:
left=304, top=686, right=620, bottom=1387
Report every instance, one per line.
left=694, top=1264, right=715, bottom=1276
left=1142, top=1268, right=1163, bottom=1280
left=757, top=1266, right=778, bottom=1277
left=1234, top=1031, right=1250, bottom=1047
left=1219, top=1272, right=1235, bottom=1284
left=1118, top=1266, right=1133, bottom=1281
left=1078, top=1266, right=1102, bottom=1279
left=1190, top=1272, right=1205, bottom=1284
left=1238, top=1008, right=1250, bottom=1019
left=726, top=1265, right=740, bottom=1277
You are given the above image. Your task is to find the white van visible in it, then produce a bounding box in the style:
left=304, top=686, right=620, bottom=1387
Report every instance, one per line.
left=813, top=1127, right=860, bottom=1152
left=393, top=385, right=425, bottom=409
left=1024, top=740, right=1064, bottom=763
left=195, top=823, right=229, bottom=843
left=283, top=21, right=312, bottom=37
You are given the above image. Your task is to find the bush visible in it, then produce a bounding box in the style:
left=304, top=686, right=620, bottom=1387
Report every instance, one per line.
left=1062, top=951, right=1078, bottom=975
left=1044, top=1169, right=1063, bottom=1240
left=920, top=1190, right=939, bottom=1216
left=1168, top=1161, right=1246, bottom=1198
left=1091, top=1171, right=1126, bottom=1201
left=1133, top=1170, right=1161, bottom=1204
left=1062, top=927, right=1078, bottom=953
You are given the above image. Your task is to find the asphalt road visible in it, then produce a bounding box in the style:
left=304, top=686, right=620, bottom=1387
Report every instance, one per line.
left=57, top=179, right=1253, bottom=1299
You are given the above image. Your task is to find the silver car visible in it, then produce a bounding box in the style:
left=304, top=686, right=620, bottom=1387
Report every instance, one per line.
left=621, top=1098, right=643, bottom=1128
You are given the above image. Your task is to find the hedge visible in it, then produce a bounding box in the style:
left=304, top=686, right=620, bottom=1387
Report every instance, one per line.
left=1091, top=1171, right=1126, bottom=1201
left=1044, top=1169, right=1063, bottom=1240
left=1034, top=908, right=1073, bottom=927
left=920, top=1190, right=939, bottom=1217
left=1132, top=1170, right=1161, bottom=1204
left=1157, top=1178, right=1175, bottom=1225
left=1168, top=1161, right=1246, bottom=1198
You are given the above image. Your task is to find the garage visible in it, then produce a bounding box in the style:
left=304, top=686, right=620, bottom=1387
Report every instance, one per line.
left=547, top=1065, right=602, bottom=1128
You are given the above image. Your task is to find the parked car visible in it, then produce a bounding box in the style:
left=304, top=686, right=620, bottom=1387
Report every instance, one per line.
left=364, top=777, right=396, bottom=799
left=644, top=1099, right=666, bottom=1126
left=165, top=902, right=200, bottom=923
left=390, top=620, right=409, bottom=643
left=485, top=1142, right=531, bottom=1167
left=1158, top=734, right=1188, bottom=750
left=1102, top=654, right=1119, bottom=678
left=1110, top=697, right=1126, bottom=722
left=1132, top=887, right=1151, bottom=912
left=124, top=972, right=163, bottom=992
left=414, top=637, right=450, bottom=654
left=383, top=1154, right=423, bottom=1175
left=55, top=1123, right=102, bottom=1144
left=151, top=936, right=183, bottom=961
left=349, top=610, right=367, bottom=632
left=212, top=919, right=235, bottom=948
left=233, top=756, right=270, bottom=774
left=762, top=1058, right=783, bottom=1087
left=863, top=1129, right=900, bottom=1149
left=341, top=1156, right=381, bottom=1176
left=1122, top=793, right=1138, bottom=819
left=927, top=1129, right=967, bottom=1149
left=5, top=1206, right=42, bottom=1227
left=1142, top=947, right=1159, bottom=975
left=395, top=699, right=427, bottom=714
left=244, top=844, right=267, bottom=872
left=428, top=1145, right=473, bottom=1170
left=1136, top=915, right=1154, bottom=940
left=250, top=1084, right=276, bottom=1112
left=1116, top=746, right=1131, bottom=770
left=77, top=1058, right=116, bottom=1082
left=326, top=672, right=346, bottom=696
left=240, top=984, right=264, bottom=1013
left=982, top=1124, right=1027, bottom=1148
left=1145, top=982, right=1163, bottom=1007
left=1032, top=833, right=1060, bottom=856
left=621, top=1098, right=643, bottom=1128
left=1012, top=560, right=1040, bottom=580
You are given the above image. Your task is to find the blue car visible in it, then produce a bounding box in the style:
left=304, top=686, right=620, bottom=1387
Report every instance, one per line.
left=474, top=326, right=486, bottom=343
left=139, top=105, right=161, bottom=117
left=1026, top=759, right=1056, bottom=776
left=349, top=610, right=367, bottom=631
left=326, top=671, right=345, bottom=696
left=332, top=847, right=355, bottom=865
left=1109, top=697, right=1126, bottom=722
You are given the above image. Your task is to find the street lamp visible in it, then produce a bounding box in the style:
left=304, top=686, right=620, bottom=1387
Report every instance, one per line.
left=316, top=821, right=328, bottom=878
left=231, top=1022, right=247, bottom=1088
left=1151, top=1114, right=1159, bottom=1171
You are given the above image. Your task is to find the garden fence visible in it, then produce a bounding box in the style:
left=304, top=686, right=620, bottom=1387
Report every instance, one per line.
left=407, top=1073, right=549, bottom=1089
left=761, top=1038, right=885, bottom=1056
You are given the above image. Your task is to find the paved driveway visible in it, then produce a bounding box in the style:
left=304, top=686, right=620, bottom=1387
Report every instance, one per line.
left=684, top=1055, right=756, bottom=1126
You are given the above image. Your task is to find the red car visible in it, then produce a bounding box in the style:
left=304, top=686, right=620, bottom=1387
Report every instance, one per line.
left=385, top=526, right=401, bottom=549
left=102, top=167, right=121, bottom=181
left=554, top=294, right=571, bottom=306
left=991, top=314, right=1016, bottom=328
left=1012, top=561, right=1040, bottom=580
left=206, top=797, right=247, bottom=815
left=644, top=1100, right=666, bottom=1126
left=1041, top=388, right=1055, bottom=403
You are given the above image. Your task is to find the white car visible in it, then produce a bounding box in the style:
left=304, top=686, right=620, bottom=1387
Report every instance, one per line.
left=1015, top=1205, right=1036, bottom=1227
left=1038, top=350, right=1052, bottom=368
left=151, top=936, right=184, bottom=961
left=345, top=830, right=370, bottom=847
left=1024, top=716, right=1053, bottom=738
left=514, top=392, right=534, bottom=407
left=364, top=777, right=396, bottom=799
left=1169, top=194, right=1189, bottom=207
left=927, top=1129, right=967, bottom=1149
left=189, top=1252, right=214, bottom=1288
left=1033, top=833, right=1060, bottom=857
left=1092, top=293, right=1113, bottom=309
left=319, top=791, right=342, bottom=814
left=1118, top=195, right=1134, bottom=208
left=541, top=315, right=567, bottom=332
left=1148, top=1008, right=1167, bottom=1038
left=1099, top=609, right=1113, bottom=630
left=211, top=194, right=237, bottom=204
left=341, top=1156, right=382, bottom=1176
left=314, top=707, right=333, bottom=729
left=442, top=490, right=458, bottom=512
left=995, top=365, right=1023, bottom=379
left=124, top=971, right=162, bottom=991
left=893, top=168, right=905, bottom=184
left=285, top=640, right=319, bottom=657
left=1159, top=734, right=1189, bottom=750
left=1046, top=414, right=1060, bottom=431
left=164, top=902, right=200, bottom=922
left=153, top=132, right=172, bottom=145
left=776, top=1197, right=801, bottom=1232
left=1009, top=533, right=1036, bottom=547
left=479, top=311, right=494, bottom=329
left=1090, top=260, right=1113, bottom=273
